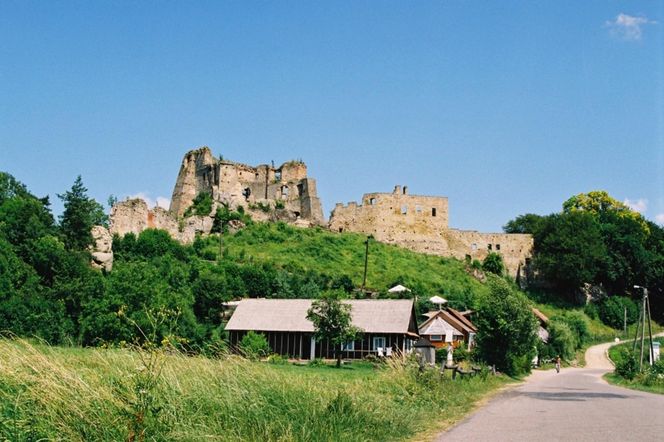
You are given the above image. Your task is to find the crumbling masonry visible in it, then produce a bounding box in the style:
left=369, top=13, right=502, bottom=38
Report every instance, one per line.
left=328, top=185, right=533, bottom=278
left=110, top=147, right=324, bottom=242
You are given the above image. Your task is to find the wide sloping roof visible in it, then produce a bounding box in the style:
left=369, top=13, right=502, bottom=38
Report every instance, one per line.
left=419, top=317, right=463, bottom=336
left=225, top=299, right=416, bottom=334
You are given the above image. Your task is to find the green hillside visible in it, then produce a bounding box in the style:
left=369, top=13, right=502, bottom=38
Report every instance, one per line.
left=196, top=221, right=488, bottom=307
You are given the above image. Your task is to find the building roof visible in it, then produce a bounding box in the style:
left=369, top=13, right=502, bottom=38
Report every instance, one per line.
left=419, top=309, right=477, bottom=335
left=388, top=284, right=411, bottom=293
left=225, top=299, right=417, bottom=334
left=419, top=317, right=463, bottom=337
left=447, top=307, right=478, bottom=333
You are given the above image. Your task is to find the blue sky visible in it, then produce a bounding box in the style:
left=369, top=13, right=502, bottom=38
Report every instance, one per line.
left=1, top=1, right=662, bottom=232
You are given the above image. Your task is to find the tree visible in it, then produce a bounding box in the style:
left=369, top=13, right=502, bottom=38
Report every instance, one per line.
left=503, top=213, right=545, bottom=235
left=306, top=294, right=362, bottom=367
left=534, top=212, right=607, bottom=291
left=474, top=277, right=538, bottom=376
left=58, top=176, right=107, bottom=251
left=482, top=252, right=504, bottom=275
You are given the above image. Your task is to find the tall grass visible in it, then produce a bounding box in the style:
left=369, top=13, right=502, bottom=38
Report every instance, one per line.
left=0, top=339, right=507, bottom=441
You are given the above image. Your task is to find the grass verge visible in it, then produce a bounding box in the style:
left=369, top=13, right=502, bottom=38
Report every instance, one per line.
left=604, top=337, right=664, bottom=395
left=0, top=339, right=510, bottom=441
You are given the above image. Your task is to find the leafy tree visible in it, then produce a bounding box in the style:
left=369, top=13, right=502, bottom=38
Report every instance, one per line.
left=0, top=196, right=55, bottom=258
left=534, top=212, right=607, bottom=291
left=307, top=294, right=362, bottom=368
left=558, top=311, right=590, bottom=348
left=58, top=176, right=107, bottom=250
left=563, top=190, right=648, bottom=235
left=598, top=296, right=638, bottom=329
left=503, top=213, right=545, bottom=234
left=482, top=252, right=504, bottom=275
left=184, top=192, right=213, bottom=217
left=474, top=278, right=538, bottom=376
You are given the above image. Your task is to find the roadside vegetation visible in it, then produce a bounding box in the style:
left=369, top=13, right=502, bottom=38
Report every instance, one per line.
left=0, top=338, right=509, bottom=442
left=606, top=338, right=664, bottom=394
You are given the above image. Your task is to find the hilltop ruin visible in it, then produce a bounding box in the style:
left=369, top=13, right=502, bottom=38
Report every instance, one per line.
left=328, top=185, right=533, bottom=278
left=109, top=147, right=324, bottom=241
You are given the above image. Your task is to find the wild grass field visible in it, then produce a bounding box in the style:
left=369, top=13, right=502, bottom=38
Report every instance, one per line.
left=0, top=339, right=509, bottom=442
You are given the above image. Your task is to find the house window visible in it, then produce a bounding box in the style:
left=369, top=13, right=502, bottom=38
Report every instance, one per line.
left=430, top=335, right=443, bottom=342
left=432, top=208, right=437, bottom=217
left=342, top=341, right=355, bottom=351
left=416, top=205, right=422, bottom=214
left=401, top=205, right=407, bottom=215
left=373, top=336, right=386, bottom=350
left=405, top=339, right=413, bottom=351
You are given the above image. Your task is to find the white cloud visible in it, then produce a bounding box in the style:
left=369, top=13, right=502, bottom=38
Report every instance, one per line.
left=127, top=192, right=170, bottom=209
left=656, top=214, right=664, bottom=225
left=606, top=13, right=657, bottom=41
left=624, top=198, right=648, bottom=213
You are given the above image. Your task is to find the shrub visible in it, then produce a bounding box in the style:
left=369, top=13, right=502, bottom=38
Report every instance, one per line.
left=482, top=253, right=504, bottom=275
left=546, top=321, right=576, bottom=361
left=559, top=311, right=590, bottom=349
left=474, top=278, right=538, bottom=376
left=266, top=354, right=288, bottom=365
left=614, top=349, right=639, bottom=380
left=583, top=302, right=599, bottom=320
left=239, top=331, right=270, bottom=359
left=599, top=296, right=638, bottom=329
left=183, top=192, right=213, bottom=217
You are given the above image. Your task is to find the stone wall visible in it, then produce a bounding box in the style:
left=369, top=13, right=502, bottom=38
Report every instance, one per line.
left=329, top=185, right=533, bottom=278
left=169, top=147, right=324, bottom=226
left=109, top=198, right=211, bottom=244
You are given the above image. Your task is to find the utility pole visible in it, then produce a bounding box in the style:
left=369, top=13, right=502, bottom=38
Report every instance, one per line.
left=623, top=306, right=627, bottom=336
left=633, top=285, right=655, bottom=371
left=361, top=235, right=373, bottom=290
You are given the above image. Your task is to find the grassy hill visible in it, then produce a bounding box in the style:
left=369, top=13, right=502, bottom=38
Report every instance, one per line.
left=197, top=221, right=488, bottom=308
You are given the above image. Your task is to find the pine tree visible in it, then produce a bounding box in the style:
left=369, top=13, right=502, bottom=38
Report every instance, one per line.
left=58, top=176, right=107, bottom=251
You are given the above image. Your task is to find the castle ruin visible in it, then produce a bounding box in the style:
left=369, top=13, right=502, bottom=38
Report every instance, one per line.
left=328, top=185, right=533, bottom=278
left=109, top=147, right=324, bottom=242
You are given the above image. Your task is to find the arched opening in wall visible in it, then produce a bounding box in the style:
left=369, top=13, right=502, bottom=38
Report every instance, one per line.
left=281, top=185, right=289, bottom=199
left=369, top=197, right=376, bottom=205
left=242, top=187, right=251, bottom=201
left=432, top=208, right=437, bottom=217
left=496, top=244, right=501, bottom=251
left=294, top=211, right=301, bottom=218
left=339, top=227, right=343, bottom=233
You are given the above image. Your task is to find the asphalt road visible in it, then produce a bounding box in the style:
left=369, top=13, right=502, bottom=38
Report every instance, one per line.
left=436, top=339, right=664, bottom=441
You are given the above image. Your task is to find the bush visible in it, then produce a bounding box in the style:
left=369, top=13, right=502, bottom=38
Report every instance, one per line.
left=559, top=311, right=590, bottom=349
left=599, top=296, right=638, bottom=329
left=615, top=349, right=639, bottom=380
left=583, top=302, right=599, bottom=320
left=266, top=354, right=288, bottom=365
left=546, top=321, right=576, bottom=361
left=239, top=331, right=270, bottom=359
left=482, top=253, right=504, bottom=275
left=184, top=192, right=213, bottom=217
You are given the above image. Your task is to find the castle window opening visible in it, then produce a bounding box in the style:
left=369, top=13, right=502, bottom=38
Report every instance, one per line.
left=432, top=207, right=437, bottom=217
left=471, top=243, right=477, bottom=251
left=488, top=244, right=492, bottom=251
left=339, top=227, right=344, bottom=233
left=281, top=185, right=289, bottom=198
left=294, top=211, right=301, bottom=218
left=401, top=205, right=408, bottom=215
left=297, top=183, right=304, bottom=196
left=496, top=244, right=501, bottom=251
left=275, top=170, right=282, bottom=181
left=369, top=197, right=376, bottom=205
left=242, top=187, right=251, bottom=201
left=403, top=186, right=408, bottom=195
left=416, top=205, right=422, bottom=213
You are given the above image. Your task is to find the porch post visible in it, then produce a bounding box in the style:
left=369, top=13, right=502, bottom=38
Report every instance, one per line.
left=310, top=335, right=316, bottom=360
